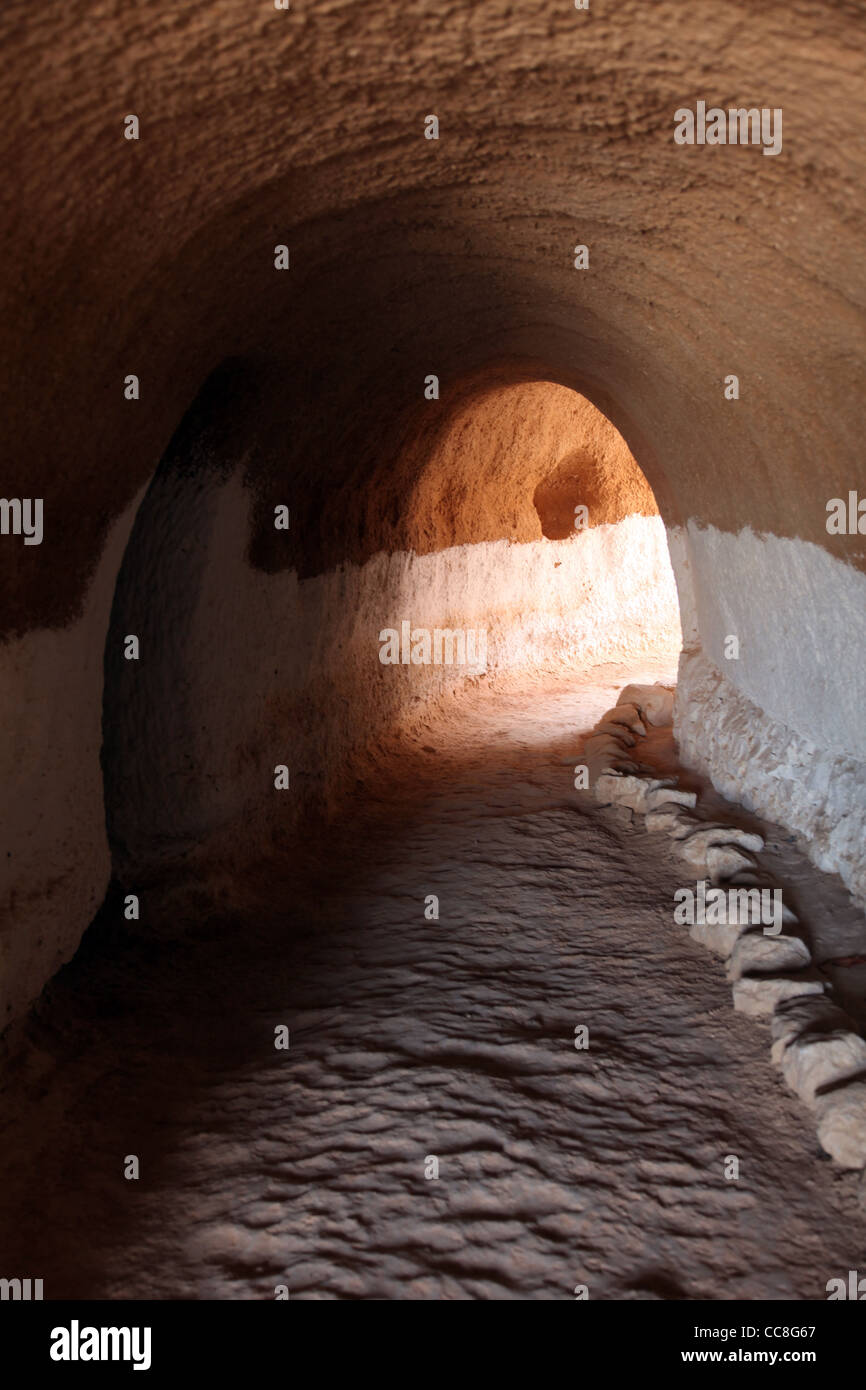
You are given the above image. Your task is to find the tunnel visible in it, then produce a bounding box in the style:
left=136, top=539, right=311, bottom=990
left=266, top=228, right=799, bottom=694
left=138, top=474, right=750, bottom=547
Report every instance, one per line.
left=1, top=0, right=865, bottom=1309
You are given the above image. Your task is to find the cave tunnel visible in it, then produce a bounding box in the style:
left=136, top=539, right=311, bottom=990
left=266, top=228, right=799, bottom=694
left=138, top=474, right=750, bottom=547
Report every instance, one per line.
left=1, top=0, right=866, bottom=1311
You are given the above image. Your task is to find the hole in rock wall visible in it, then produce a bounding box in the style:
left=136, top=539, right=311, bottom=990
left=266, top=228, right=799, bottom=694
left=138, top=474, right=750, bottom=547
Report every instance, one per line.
left=533, top=449, right=658, bottom=540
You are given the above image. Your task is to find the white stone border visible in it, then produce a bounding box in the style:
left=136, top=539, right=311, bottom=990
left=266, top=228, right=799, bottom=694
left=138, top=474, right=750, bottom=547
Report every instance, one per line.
left=586, top=683, right=866, bottom=1169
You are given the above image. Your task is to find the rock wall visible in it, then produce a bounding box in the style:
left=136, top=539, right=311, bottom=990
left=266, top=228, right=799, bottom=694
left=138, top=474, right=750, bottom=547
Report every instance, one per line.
left=675, top=648, right=866, bottom=911
left=0, top=492, right=144, bottom=1030
left=669, top=520, right=866, bottom=908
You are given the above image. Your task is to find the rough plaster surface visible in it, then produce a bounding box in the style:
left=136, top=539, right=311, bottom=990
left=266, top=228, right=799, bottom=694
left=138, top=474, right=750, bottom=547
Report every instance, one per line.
left=0, top=491, right=144, bottom=1029
left=675, top=648, right=866, bottom=910
left=678, top=523, right=866, bottom=760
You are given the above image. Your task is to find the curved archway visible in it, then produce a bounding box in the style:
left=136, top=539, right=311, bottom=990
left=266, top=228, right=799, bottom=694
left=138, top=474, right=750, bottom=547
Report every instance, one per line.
left=99, top=359, right=682, bottom=900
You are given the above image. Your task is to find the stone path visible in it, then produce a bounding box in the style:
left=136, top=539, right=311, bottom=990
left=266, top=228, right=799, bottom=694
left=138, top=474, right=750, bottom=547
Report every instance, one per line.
left=0, top=662, right=864, bottom=1299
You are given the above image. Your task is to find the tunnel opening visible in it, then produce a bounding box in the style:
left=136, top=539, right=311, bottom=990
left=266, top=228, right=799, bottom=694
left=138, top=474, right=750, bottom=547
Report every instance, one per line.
left=99, top=366, right=683, bottom=902
left=348, top=374, right=683, bottom=773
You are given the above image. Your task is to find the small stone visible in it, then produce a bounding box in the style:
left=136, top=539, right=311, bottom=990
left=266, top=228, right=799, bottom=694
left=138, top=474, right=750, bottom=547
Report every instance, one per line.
left=726, top=869, right=766, bottom=887
left=689, top=919, right=744, bottom=957
left=598, top=774, right=676, bottom=813
left=593, top=770, right=624, bottom=802
left=781, top=1031, right=866, bottom=1108
left=617, top=683, right=674, bottom=727
left=678, top=826, right=764, bottom=872
left=644, top=786, right=697, bottom=813
left=732, top=973, right=825, bottom=1017
left=770, top=996, right=857, bottom=1062
left=600, top=703, right=647, bottom=736
left=815, top=1082, right=866, bottom=1168
left=727, top=932, right=811, bottom=981
left=594, top=721, right=638, bottom=747
left=645, top=806, right=689, bottom=834
left=705, top=844, right=756, bottom=883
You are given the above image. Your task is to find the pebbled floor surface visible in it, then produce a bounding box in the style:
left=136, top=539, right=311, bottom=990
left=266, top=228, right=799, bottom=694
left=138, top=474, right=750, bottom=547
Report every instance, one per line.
left=1, top=662, right=865, bottom=1300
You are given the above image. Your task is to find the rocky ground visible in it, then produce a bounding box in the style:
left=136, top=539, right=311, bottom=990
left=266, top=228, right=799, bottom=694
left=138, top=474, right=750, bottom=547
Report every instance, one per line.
left=1, top=659, right=864, bottom=1299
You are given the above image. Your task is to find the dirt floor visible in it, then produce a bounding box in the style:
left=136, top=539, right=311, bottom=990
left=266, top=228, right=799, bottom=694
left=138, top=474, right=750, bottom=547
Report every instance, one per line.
left=1, top=659, right=865, bottom=1299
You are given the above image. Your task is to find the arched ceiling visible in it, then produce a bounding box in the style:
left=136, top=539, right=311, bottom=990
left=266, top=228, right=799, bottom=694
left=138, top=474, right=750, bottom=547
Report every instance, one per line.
left=1, top=0, right=864, bottom=635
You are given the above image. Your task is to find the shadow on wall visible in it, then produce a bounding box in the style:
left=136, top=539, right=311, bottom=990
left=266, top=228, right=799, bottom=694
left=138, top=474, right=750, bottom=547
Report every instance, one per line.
left=101, top=361, right=260, bottom=878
